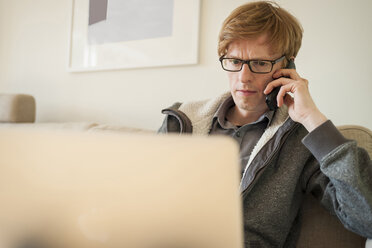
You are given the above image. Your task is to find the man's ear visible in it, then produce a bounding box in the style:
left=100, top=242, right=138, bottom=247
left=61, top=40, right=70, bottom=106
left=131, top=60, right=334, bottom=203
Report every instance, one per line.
left=283, top=56, right=295, bottom=68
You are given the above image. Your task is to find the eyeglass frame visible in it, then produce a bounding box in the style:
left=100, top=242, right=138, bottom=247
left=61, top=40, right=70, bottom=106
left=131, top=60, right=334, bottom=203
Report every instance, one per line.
left=219, top=55, right=286, bottom=74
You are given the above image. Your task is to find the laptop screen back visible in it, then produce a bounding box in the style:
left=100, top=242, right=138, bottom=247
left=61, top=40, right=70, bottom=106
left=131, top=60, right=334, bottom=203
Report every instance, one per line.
left=0, top=129, right=243, bottom=248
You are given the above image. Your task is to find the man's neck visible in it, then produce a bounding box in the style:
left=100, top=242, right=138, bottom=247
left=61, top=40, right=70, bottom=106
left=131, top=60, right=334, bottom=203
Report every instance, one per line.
left=226, top=106, right=267, bottom=126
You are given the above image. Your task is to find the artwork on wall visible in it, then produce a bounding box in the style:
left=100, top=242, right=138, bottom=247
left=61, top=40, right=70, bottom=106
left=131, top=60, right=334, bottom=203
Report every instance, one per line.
left=68, top=0, right=200, bottom=72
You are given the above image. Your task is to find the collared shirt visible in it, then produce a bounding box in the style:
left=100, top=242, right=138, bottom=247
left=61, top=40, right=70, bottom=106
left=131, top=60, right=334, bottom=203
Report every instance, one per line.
left=209, top=96, right=274, bottom=176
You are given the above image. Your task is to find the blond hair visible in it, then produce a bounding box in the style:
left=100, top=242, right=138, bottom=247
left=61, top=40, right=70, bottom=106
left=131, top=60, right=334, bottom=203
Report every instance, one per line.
left=218, top=1, right=303, bottom=63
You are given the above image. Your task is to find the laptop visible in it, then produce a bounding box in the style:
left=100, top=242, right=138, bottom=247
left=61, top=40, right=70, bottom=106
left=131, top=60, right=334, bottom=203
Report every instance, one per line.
left=0, top=128, right=243, bottom=248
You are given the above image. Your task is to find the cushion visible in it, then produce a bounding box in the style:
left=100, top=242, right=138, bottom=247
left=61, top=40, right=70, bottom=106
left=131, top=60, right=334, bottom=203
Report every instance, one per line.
left=0, top=94, right=36, bottom=123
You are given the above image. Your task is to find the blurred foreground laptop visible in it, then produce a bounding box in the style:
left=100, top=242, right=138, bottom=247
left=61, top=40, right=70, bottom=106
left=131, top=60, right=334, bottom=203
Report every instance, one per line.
left=0, top=128, right=243, bottom=248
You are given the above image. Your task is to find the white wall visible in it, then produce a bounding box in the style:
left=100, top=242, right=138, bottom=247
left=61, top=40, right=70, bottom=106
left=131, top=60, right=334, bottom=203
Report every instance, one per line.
left=0, top=0, right=371, bottom=130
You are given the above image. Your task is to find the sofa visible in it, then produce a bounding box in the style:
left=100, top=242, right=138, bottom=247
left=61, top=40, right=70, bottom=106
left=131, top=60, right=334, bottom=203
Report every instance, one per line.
left=0, top=94, right=371, bottom=248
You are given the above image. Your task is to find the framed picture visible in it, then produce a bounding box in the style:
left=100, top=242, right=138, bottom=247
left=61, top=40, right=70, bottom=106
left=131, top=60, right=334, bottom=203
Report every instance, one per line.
left=68, top=0, right=200, bottom=72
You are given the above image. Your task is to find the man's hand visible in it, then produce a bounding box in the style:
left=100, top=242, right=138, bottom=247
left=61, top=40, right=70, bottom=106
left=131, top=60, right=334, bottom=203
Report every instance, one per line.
left=264, top=68, right=328, bottom=132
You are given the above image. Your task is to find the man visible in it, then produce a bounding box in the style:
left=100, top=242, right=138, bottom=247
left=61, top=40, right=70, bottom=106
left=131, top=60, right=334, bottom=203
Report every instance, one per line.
left=159, top=1, right=372, bottom=247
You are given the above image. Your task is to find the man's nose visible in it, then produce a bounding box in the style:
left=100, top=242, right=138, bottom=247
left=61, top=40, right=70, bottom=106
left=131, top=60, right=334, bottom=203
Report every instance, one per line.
left=239, top=63, right=254, bottom=83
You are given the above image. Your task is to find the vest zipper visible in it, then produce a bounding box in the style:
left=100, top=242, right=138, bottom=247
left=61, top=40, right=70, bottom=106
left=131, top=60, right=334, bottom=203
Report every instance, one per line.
left=241, top=123, right=299, bottom=195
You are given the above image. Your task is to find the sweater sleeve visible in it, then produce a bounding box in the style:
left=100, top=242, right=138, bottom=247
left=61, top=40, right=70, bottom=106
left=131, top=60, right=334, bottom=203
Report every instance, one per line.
left=302, top=121, right=372, bottom=238
left=302, top=120, right=348, bottom=162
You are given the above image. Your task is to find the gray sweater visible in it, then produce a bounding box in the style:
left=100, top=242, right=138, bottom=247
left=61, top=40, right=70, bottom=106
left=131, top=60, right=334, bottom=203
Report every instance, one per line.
left=159, top=92, right=372, bottom=247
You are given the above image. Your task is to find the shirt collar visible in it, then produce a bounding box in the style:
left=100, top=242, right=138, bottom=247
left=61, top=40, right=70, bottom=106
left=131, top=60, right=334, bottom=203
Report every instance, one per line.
left=213, top=95, right=275, bottom=129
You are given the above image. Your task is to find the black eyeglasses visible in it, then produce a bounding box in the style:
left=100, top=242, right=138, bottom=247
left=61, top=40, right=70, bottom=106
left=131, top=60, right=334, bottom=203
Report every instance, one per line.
left=219, top=55, right=285, bottom=73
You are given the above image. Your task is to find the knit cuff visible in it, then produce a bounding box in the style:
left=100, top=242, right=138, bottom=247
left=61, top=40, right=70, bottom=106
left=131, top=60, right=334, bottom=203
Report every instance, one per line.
left=302, top=120, right=348, bottom=162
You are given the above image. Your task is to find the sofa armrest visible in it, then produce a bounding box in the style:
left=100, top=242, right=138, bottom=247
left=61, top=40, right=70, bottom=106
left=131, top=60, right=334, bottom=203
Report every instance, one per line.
left=0, top=94, right=36, bottom=123
left=338, top=125, right=372, bottom=156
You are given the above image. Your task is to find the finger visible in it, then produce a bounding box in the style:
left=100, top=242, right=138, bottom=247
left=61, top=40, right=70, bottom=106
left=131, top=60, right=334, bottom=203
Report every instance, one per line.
left=264, top=77, right=292, bottom=94
left=273, top=69, right=300, bottom=80
left=276, top=84, right=293, bottom=107
left=283, top=93, right=294, bottom=107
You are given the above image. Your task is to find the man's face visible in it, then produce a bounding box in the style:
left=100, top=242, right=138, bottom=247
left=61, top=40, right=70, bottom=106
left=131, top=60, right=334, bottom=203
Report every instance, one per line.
left=225, top=35, right=284, bottom=114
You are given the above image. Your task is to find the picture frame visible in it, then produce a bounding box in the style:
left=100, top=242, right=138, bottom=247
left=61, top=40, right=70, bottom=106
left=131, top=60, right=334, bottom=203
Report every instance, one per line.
left=68, top=0, right=200, bottom=72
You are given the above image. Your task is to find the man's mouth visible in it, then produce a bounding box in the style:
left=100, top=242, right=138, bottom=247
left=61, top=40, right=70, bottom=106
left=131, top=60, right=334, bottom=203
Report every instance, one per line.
left=236, top=89, right=257, bottom=96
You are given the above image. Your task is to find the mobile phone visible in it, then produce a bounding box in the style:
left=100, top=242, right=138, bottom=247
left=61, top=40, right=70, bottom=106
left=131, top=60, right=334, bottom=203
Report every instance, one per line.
left=265, top=59, right=296, bottom=111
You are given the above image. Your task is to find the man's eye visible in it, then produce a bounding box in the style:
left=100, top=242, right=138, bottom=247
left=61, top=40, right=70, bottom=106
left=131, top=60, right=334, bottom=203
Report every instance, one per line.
left=252, top=61, right=268, bottom=67
left=231, top=59, right=241, bottom=65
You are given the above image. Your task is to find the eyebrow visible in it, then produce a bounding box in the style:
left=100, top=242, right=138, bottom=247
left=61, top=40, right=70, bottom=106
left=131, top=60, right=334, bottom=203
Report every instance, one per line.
left=224, top=56, right=273, bottom=61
